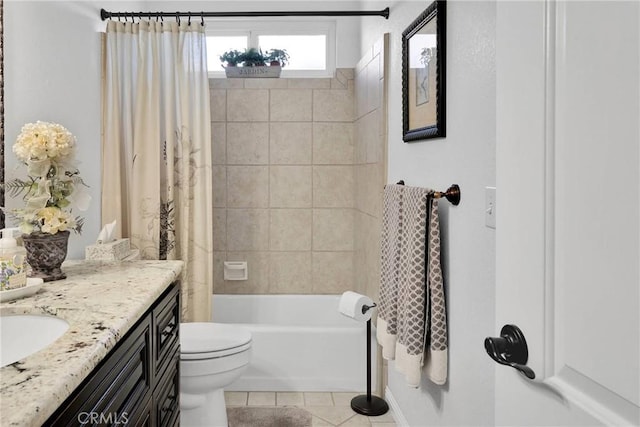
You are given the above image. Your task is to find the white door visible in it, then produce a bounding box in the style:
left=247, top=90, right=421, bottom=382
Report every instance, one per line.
left=495, top=1, right=639, bottom=426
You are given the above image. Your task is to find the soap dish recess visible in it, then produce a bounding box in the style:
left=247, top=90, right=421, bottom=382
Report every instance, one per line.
left=224, top=262, right=248, bottom=281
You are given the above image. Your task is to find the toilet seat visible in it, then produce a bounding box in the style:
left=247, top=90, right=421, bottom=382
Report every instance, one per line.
left=181, top=323, right=252, bottom=361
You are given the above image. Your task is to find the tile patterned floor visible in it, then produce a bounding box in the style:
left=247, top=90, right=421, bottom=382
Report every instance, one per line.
left=225, top=392, right=397, bottom=427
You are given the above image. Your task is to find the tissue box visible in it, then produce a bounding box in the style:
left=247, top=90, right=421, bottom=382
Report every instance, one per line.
left=85, top=239, right=131, bottom=261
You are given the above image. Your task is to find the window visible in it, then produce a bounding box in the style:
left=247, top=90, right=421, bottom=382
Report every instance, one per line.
left=258, top=35, right=326, bottom=70
left=205, top=21, right=336, bottom=78
left=206, top=35, right=248, bottom=72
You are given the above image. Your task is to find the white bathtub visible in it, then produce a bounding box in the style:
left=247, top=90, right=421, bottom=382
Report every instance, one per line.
left=212, top=294, right=376, bottom=392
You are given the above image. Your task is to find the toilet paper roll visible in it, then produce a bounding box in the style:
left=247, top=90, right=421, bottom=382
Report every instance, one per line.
left=338, top=291, right=375, bottom=322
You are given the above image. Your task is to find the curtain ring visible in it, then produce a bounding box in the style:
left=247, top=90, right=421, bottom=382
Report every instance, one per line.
left=201, top=12, right=205, bottom=27
left=188, top=13, right=192, bottom=26
left=176, top=12, right=180, bottom=24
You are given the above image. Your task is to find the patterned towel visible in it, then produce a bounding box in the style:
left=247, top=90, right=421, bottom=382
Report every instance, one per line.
left=394, top=186, right=430, bottom=386
left=376, top=184, right=404, bottom=359
left=376, top=185, right=448, bottom=387
left=424, top=197, right=447, bottom=385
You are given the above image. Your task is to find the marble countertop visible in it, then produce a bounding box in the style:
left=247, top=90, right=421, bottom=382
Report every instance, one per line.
left=0, top=260, right=184, bottom=427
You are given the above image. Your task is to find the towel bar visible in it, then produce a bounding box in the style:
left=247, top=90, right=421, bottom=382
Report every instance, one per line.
left=396, top=181, right=461, bottom=206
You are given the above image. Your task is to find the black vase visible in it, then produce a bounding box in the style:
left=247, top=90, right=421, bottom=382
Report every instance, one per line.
left=22, top=231, right=70, bottom=282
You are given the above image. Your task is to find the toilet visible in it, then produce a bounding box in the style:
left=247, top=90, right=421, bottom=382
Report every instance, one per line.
left=180, top=323, right=252, bottom=427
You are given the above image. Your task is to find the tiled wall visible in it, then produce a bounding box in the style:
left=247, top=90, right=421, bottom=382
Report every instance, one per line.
left=354, top=37, right=388, bottom=303
left=211, top=70, right=357, bottom=294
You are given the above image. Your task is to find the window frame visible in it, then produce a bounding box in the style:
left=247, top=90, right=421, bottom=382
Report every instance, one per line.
left=205, top=20, right=336, bottom=78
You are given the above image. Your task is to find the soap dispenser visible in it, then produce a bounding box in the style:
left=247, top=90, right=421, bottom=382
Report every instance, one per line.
left=0, top=228, right=27, bottom=290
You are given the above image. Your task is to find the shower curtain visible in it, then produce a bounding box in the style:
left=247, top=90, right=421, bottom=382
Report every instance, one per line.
left=102, top=20, right=213, bottom=322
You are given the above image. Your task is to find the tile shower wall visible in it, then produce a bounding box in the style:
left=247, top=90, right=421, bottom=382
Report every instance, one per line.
left=211, top=70, right=356, bottom=294
left=353, top=36, right=388, bottom=304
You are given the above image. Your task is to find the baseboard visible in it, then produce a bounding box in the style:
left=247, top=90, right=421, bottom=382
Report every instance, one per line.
left=384, top=386, right=409, bottom=427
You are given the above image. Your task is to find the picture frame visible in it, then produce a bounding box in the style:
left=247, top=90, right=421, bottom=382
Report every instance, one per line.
left=402, top=0, right=446, bottom=142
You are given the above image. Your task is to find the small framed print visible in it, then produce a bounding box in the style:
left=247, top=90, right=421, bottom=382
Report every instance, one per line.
left=402, top=1, right=446, bottom=142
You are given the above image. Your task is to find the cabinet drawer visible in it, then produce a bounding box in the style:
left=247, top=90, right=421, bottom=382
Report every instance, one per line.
left=153, top=283, right=180, bottom=377
left=154, top=347, right=180, bottom=427
left=128, top=396, right=152, bottom=427
left=46, top=316, right=152, bottom=426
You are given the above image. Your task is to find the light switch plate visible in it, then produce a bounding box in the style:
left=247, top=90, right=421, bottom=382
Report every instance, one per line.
left=485, top=187, right=496, bottom=229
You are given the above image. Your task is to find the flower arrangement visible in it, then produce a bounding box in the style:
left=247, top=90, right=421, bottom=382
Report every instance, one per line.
left=4, top=121, right=88, bottom=235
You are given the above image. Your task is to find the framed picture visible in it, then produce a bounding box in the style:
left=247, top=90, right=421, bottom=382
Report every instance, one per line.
left=402, top=1, right=446, bottom=142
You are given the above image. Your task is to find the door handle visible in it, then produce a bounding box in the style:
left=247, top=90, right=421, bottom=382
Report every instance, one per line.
left=484, top=324, right=535, bottom=379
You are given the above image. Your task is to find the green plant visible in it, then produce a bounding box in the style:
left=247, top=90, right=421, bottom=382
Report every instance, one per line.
left=241, top=48, right=267, bottom=67
left=219, top=49, right=243, bottom=67
left=219, top=47, right=289, bottom=68
left=266, top=49, right=289, bottom=67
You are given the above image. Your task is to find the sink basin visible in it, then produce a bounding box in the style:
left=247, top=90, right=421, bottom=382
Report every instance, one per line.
left=0, top=314, right=69, bottom=367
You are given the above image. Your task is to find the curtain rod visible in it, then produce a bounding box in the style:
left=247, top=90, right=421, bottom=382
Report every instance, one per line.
left=100, top=7, right=390, bottom=21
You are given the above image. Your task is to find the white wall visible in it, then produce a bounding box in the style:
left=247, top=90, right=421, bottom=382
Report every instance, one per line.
left=3, top=1, right=131, bottom=258
left=361, top=1, right=497, bottom=425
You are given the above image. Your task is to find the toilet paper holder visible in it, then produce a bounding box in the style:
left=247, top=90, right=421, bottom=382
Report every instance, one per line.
left=350, top=301, right=389, bottom=417
left=361, top=303, right=376, bottom=314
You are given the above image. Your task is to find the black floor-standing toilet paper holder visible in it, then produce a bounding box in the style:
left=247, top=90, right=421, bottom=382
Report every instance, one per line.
left=351, top=303, right=389, bottom=417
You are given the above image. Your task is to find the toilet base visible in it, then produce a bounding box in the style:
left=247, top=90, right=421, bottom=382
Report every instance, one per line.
left=180, top=388, right=227, bottom=427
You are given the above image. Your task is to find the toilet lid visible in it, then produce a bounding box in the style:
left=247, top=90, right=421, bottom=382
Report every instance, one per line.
left=181, top=323, right=252, bottom=354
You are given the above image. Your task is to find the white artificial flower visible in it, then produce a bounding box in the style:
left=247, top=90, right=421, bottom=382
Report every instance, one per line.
left=13, top=121, right=76, bottom=162
left=9, top=122, right=86, bottom=235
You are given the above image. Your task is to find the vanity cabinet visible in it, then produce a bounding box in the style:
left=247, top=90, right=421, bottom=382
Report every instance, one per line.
left=152, top=281, right=180, bottom=426
left=45, top=282, right=180, bottom=427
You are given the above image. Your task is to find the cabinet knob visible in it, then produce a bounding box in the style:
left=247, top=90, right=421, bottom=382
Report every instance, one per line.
left=162, top=321, right=177, bottom=338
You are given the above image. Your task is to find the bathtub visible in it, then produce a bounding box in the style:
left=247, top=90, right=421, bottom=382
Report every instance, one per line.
left=212, top=294, right=376, bottom=392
